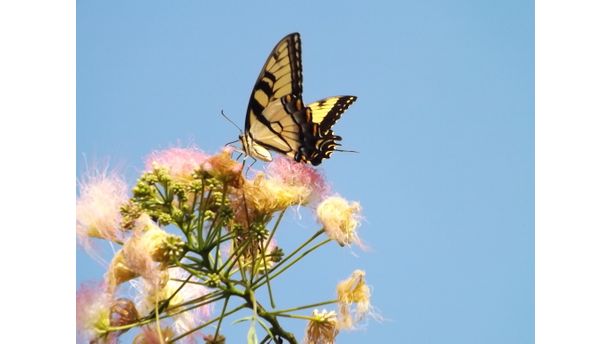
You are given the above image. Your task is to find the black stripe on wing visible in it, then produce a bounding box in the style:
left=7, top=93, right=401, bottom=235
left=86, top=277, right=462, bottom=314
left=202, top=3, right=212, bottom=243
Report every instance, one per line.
left=308, top=96, right=357, bottom=132
left=307, top=129, right=342, bottom=166
left=246, top=33, right=303, bottom=129
left=251, top=95, right=314, bottom=160
left=301, top=95, right=357, bottom=165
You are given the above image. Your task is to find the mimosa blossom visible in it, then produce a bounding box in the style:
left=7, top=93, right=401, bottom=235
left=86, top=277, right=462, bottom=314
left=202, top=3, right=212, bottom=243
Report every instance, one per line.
left=76, top=282, right=113, bottom=342
left=305, top=309, right=339, bottom=344
left=336, top=270, right=372, bottom=329
left=76, top=143, right=375, bottom=342
left=146, top=146, right=209, bottom=181
left=137, top=268, right=213, bottom=343
left=133, top=326, right=174, bottom=344
left=76, top=170, right=128, bottom=247
left=107, top=216, right=184, bottom=289
left=231, top=157, right=330, bottom=225
left=316, top=196, right=363, bottom=247
left=239, top=173, right=309, bottom=216
left=266, top=156, right=330, bottom=203
left=203, top=147, right=243, bottom=186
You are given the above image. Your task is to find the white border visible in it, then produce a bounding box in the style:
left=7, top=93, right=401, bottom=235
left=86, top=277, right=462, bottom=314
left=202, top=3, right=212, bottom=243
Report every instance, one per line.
left=536, top=0, right=612, bottom=343
left=0, top=0, right=75, bottom=341
left=4, top=0, right=612, bottom=342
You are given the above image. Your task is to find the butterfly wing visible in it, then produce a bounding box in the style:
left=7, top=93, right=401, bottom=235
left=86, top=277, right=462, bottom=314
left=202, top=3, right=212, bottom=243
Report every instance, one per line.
left=244, top=33, right=316, bottom=161
left=243, top=33, right=356, bottom=165
left=245, top=32, right=303, bottom=131
left=308, top=96, right=357, bottom=131
left=304, top=96, right=357, bottom=165
left=246, top=94, right=315, bottom=160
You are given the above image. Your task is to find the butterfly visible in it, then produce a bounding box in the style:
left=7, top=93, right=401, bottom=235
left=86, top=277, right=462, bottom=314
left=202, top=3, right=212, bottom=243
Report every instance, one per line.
left=238, top=32, right=357, bottom=166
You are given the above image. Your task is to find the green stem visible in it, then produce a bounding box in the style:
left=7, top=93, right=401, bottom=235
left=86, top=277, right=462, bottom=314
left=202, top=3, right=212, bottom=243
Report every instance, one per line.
left=212, top=184, right=228, bottom=270
left=232, top=288, right=297, bottom=344
left=154, top=293, right=164, bottom=344
left=257, top=210, right=286, bottom=309
left=181, top=255, right=203, bottom=264
left=154, top=183, right=166, bottom=202
left=151, top=274, right=192, bottom=315
left=275, top=314, right=316, bottom=320
left=254, top=238, right=331, bottom=289
left=105, top=293, right=226, bottom=334
left=165, top=293, right=226, bottom=317
left=267, top=299, right=338, bottom=316
left=254, top=304, right=298, bottom=344
left=196, top=183, right=210, bottom=249
left=253, top=229, right=325, bottom=286
left=203, top=198, right=223, bottom=248
left=180, top=189, right=199, bottom=238
left=219, top=234, right=252, bottom=274
left=176, top=262, right=208, bottom=281
left=259, top=242, right=275, bottom=309
left=168, top=303, right=247, bottom=343
left=213, top=297, right=230, bottom=341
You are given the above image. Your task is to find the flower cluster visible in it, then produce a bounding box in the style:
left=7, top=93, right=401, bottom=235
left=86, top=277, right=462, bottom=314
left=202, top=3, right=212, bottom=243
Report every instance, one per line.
left=77, top=146, right=374, bottom=343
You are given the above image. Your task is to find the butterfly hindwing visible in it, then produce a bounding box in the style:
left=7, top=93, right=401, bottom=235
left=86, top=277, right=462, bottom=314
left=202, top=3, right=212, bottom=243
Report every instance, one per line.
left=249, top=95, right=311, bottom=157
left=307, top=95, right=357, bottom=132
left=302, top=96, right=357, bottom=165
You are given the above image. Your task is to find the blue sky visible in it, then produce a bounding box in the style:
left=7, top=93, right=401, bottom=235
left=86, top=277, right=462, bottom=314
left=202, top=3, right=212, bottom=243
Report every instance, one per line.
left=77, top=0, right=533, bottom=343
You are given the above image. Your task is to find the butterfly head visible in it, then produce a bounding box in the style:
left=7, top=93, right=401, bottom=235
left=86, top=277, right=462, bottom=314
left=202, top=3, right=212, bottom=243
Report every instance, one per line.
left=239, top=134, right=272, bottom=162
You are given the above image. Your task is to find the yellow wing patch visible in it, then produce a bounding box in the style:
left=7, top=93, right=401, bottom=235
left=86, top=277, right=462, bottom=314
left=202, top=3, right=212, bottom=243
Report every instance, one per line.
left=246, top=33, right=302, bottom=120
left=307, top=96, right=357, bottom=130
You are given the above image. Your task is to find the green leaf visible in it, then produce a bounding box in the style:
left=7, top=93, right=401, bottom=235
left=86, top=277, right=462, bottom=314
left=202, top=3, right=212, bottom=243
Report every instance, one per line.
left=247, top=322, right=258, bottom=344
left=256, top=318, right=275, bottom=340
left=231, top=316, right=253, bottom=325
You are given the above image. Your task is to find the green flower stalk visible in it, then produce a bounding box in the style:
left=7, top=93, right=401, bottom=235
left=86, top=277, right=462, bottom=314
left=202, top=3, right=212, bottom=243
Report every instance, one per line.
left=76, top=146, right=375, bottom=343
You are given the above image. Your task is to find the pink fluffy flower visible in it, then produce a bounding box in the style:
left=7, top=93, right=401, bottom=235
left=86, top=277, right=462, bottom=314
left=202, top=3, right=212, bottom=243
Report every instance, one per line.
left=336, top=269, right=375, bottom=329
left=77, top=169, right=128, bottom=249
left=232, top=158, right=329, bottom=225
left=106, top=216, right=179, bottom=290
left=266, top=156, right=330, bottom=204
left=316, top=196, right=364, bottom=248
left=203, top=147, right=243, bottom=186
left=146, top=146, right=209, bottom=181
left=133, top=325, right=174, bottom=344
left=76, top=282, right=113, bottom=343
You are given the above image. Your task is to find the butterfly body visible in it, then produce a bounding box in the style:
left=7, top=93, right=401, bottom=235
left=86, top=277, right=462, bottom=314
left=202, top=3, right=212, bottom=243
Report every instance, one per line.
left=241, top=32, right=357, bottom=166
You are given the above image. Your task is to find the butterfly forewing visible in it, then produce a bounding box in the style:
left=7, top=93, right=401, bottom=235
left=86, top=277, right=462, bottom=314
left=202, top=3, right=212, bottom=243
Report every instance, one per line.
left=246, top=33, right=303, bottom=129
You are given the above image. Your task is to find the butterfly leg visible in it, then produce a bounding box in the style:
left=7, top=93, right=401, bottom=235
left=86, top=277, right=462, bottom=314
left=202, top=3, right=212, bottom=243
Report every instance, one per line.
left=245, top=158, right=257, bottom=175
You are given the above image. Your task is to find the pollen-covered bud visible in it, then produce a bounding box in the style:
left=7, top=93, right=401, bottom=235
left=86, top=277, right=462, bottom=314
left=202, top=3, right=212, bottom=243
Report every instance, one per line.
left=110, top=298, right=139, bottom=327
left=305, top=309, right=339, bottom=344
left=204, top=333, right=226, bottom=344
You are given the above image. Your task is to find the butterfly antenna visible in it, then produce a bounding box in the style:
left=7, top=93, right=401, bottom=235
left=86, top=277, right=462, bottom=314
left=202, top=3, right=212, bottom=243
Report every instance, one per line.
left=335, top=148, right=359, bottom=154
left=220, top=109, right=243, bottom=133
